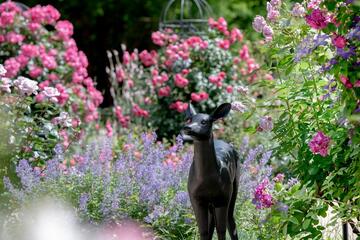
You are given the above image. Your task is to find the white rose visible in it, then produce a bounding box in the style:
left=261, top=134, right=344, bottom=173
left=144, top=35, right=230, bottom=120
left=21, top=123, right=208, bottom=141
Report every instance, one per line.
left=42, top=87, right=60, bottom=103
left=0, top=64, right=7, bottom=77
left=13, top=77, right=39, bottom=96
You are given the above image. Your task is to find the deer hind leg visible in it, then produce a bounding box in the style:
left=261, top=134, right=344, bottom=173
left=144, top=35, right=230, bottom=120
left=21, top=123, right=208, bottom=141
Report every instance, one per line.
left=227, top=181, right=239, bottom=240
left=214, top=206, right=228, bottom=240
left=208, top=205, right=215, bottom=239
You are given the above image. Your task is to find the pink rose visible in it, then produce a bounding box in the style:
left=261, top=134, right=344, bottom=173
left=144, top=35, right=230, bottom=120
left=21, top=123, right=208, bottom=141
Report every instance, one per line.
left=158, top=86, right=171, bottom=97
left=139, top=50, right=157, bottom=67
left=239, top=45, right=250, bottom=60
left=4, top=58, right=21, bottom=78
left=230, top=28, right=243, bottom=43
left=174, top=74, right=189, bottom=88
left=218, top=39, right=230, bottom=50
left=55, top=20, right=74, bottom=40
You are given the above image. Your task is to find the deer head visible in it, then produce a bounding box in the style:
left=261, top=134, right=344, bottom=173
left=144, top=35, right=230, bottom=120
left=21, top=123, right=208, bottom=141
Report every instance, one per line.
left=182, top=103, right=232, bottom=141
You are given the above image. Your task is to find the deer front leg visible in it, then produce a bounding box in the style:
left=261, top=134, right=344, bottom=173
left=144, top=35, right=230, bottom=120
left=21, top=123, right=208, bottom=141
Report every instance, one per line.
left=191, top=200, right=210, bottom=240
left=215, top=206, right=228, bottom=240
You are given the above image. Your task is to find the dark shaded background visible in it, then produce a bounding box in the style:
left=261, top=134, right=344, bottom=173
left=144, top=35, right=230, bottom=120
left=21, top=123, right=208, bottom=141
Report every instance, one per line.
left=20, top=0, right=267, bottom=107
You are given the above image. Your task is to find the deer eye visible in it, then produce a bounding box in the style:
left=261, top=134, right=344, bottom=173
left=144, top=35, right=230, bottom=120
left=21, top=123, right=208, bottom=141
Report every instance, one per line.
left=201, top=120, right=207, bottom=125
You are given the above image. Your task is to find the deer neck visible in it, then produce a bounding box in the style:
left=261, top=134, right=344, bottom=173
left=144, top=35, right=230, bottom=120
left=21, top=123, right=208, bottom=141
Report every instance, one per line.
left=193, top=135, right=218, bottom=179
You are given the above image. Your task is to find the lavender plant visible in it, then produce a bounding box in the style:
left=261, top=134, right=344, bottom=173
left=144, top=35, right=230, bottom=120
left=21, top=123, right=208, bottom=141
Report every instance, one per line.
left=3, top=133, right=194, bottom=239
left=3, top=133, right=280, bottom=239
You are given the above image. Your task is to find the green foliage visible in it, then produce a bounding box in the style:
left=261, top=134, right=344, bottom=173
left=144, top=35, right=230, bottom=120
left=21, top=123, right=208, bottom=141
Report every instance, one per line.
left=252, top=0, right=360, bottom=236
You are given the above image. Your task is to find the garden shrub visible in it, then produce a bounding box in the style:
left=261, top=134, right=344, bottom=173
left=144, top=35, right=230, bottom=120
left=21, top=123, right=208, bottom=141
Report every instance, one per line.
left=106, top=17, right=270, bottom=139
left=0, top=1, right=103, bottom=164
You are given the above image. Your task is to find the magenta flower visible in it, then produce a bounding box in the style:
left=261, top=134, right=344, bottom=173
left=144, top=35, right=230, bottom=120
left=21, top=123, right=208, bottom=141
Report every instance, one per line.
left=332, top=35, right=347, bottom=48
left=305, top=9, right=330, bottom=30
left=340, top=75, right=353, bottom=89
left=273, top=173, right=285, bottom=183
left=252, top=178, right=274, bottom=209
left=309, top=131, right=331, bottom=157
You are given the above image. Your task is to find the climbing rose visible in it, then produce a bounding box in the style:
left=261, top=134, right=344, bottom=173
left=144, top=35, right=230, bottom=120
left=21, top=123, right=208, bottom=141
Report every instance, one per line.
left=305, top=9, right=330, bottom=30
left=13, top=76, right=39, bottom=95
left=308, top=131, right=331, bottom=157
left=253, top=16, right=267, bottom=33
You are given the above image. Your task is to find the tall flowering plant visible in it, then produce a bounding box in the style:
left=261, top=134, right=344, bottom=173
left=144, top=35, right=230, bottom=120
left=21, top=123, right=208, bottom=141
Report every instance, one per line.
left=252, top=0, right=360, bottom=229
left=0, top=2, right=103, bottom=163
left=107, top=17, right=267, bottom=139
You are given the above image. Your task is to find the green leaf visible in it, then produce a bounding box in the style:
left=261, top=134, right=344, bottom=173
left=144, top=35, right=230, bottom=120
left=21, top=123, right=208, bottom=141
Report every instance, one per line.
left=289, top=216, right=300, bottom=225
left=302, top=219, right=311, bottom=230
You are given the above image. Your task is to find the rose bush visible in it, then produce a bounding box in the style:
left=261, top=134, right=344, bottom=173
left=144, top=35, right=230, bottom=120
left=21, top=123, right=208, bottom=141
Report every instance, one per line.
left=106, top=17, right=270, bottom=139
left=0, top=1, right=103, bottom=163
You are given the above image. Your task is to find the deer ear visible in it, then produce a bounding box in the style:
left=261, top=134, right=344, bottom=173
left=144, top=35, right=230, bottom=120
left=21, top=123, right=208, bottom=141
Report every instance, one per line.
left=185, top=103, right=196, bottom=119
left=211, top=103, right=232, bottom=121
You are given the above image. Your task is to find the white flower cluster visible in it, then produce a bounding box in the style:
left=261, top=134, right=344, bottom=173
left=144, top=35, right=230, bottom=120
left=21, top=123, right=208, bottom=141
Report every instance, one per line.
left=0, top=64, right=12, bottom=93
left=52, top=112, right=73, bottom=127
left=231, top=101, right=247, bottom=113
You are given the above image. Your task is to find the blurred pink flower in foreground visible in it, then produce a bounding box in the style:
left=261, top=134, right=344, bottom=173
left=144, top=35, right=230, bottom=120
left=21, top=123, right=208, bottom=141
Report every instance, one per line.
left=97, top=221, right=155, bottom=240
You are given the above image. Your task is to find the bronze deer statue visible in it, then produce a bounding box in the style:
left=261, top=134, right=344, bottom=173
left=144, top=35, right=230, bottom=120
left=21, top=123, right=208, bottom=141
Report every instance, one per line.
left=181, top=103, right=239, bottom=240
